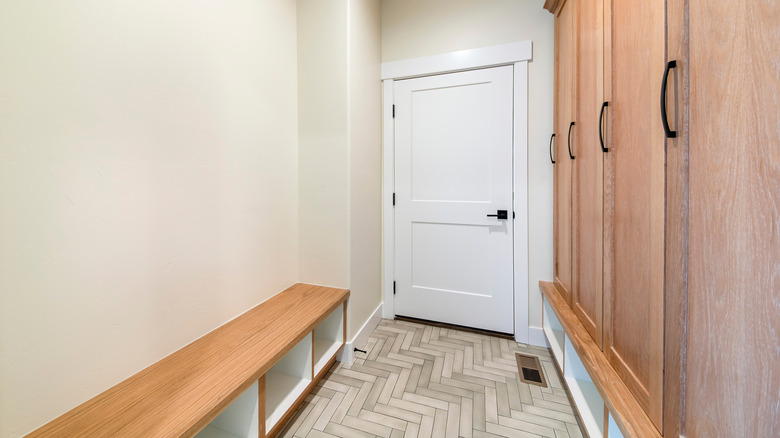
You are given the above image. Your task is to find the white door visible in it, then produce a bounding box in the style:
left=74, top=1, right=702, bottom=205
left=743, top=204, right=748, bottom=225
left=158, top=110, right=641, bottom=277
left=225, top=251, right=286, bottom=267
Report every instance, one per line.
left=394, top=66, right=514, bottom=334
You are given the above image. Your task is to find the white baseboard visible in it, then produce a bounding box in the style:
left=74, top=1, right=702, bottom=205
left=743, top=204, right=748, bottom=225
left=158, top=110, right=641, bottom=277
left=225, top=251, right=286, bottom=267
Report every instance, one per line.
left=528, top=326, right=549, bottom=348
left=337, top=302, right=383, bottom=363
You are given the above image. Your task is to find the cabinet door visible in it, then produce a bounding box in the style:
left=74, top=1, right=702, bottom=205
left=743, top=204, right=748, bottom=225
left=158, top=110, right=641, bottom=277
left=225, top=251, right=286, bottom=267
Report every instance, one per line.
left=606, top=0, right=665, bottom=431
left=553, top=0, right=576, bottom=304
left=684, top=1, right=780, bottom=436
left=572, top=0, right=605, bottom=348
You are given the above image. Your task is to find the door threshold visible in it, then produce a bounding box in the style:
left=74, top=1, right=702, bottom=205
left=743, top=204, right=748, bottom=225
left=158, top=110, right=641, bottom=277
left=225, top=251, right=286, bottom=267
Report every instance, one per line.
left=394, top=315, right=514, bottom=340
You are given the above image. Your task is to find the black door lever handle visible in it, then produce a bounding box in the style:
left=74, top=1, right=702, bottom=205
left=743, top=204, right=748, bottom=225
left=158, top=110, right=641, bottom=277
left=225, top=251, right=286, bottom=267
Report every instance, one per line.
left=487, top=210, right=508, bottom=220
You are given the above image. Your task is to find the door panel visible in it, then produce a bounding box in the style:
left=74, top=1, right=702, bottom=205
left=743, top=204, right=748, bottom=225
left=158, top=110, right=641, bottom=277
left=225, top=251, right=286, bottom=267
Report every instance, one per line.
left=394, top=66, right=515, bottom=334
left=554, top=0, right=576, bottom=304
left=609, top=0, right=665, bottom=430
left=573, top=0, right=604, bottom=348
left=410, top=84, right=492, bottom=202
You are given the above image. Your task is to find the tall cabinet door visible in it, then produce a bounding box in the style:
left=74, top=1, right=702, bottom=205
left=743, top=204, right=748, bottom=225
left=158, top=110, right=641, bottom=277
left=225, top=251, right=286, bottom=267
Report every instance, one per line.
left=572, top=0, right=605, bottom=348
left=607, top=0, right=666, bottom=431
left=553, top=0, right=576, bottom=305
left=684, top=1, right=780, bottom=436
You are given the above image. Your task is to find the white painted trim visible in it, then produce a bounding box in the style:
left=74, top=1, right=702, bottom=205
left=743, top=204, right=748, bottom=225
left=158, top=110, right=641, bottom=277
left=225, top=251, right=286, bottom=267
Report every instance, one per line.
left=381, top=41, right=533, bottom=80
left=528, top=326, right=549, bottom=348
left=337, top=302, right=383, bottom=363
left=513, top=61, right=530, bottom=344
left=382, top=79, right=395, bottom=319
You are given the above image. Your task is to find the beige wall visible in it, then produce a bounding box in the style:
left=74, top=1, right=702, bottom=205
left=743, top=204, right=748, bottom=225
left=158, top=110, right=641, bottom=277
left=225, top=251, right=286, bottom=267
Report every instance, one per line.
left=297, top=0, right=350, bottom=288
left=348, top=0, right=383, bottom=339
left=298, top=0, right=382, bottom=339
left=0, top=1, right=299, bottom=436
left=381, top=0, right=555, bottom=331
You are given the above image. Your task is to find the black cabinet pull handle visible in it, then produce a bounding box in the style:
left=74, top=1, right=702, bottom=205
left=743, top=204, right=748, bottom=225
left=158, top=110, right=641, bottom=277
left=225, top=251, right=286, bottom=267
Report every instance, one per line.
left=599, top=101, right=609, bottom=152
left=661, top=60, right=677, bottom=138
left=549, top=133, right=556, bottom=164
left=567, top=121, right=575, bottom=159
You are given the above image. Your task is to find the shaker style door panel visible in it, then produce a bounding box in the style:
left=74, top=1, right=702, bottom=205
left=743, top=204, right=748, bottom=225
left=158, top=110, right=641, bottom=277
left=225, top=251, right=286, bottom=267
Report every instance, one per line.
left=553, top=0, right=576, bottom=305
left=571, top=0, right=605, bottom=349
left=607, top=0, right=666, bottom=431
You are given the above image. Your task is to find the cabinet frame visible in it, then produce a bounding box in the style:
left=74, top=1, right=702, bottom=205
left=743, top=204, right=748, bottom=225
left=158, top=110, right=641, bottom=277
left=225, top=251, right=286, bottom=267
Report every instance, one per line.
left=661, top=0, right=688, bottom=436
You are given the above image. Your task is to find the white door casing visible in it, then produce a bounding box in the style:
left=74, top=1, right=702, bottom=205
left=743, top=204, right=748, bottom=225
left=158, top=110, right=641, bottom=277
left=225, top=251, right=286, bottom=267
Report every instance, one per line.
left=381, top=41, right=531, bottom=343
left=393, top=66, right=515, bottom=334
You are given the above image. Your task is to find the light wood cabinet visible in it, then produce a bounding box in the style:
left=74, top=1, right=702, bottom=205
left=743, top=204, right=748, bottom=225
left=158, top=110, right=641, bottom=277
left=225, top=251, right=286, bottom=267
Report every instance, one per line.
left=551, top=0, right=607, bottom=349
left=604, top=0, right=666, bottom=430
left=550, top=0, right=667, bottom=431
left=546, top=0, right=779, bottom=436
left=552, top=0, right=576, bottom=306
left=572, top=0, right=606, bottom=349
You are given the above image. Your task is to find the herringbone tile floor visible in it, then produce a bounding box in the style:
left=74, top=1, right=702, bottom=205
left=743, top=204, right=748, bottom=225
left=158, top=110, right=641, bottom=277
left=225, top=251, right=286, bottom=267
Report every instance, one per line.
left=279, top=319, right=586, bottom=438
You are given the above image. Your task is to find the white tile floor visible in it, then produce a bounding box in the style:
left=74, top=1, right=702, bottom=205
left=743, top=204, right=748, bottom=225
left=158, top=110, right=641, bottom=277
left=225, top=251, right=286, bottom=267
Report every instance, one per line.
left=278, top=319, right=586, bottom=438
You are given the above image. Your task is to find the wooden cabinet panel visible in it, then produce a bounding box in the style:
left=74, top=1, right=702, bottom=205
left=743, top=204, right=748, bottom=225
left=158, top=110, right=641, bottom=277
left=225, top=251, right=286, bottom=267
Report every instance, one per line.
left=553, top=0, right=576, bottom=305
left=685, top=1, right=780, bottom=436
left=572, top=0, right=604, bottom=349
left=547, top=0, right=779, bottom=435
left=662, top=0, right=687, bottom=436
left=606, top=0, right=666, bottom=431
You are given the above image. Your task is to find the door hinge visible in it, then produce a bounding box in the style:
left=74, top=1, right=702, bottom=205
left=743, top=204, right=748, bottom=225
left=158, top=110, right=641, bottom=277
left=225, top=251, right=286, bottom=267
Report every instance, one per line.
left=392, top=105, right=395, bottom=118
left=393, top=192, right=396, bottom=206
left=393, top=281, right=396, bottom=295
left=513, top=211, right=516, bottom=219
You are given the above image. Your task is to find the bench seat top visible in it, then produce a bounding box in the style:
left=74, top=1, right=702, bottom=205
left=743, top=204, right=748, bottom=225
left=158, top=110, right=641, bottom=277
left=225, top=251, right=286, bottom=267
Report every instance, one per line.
left=27, top=283, right=349, bottom=438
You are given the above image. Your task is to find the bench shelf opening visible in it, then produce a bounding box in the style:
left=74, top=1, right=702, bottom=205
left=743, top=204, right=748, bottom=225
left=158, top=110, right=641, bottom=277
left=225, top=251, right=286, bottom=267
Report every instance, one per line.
left=543, top=297, right=565, bottom=371
left=265, top=333, right=313, bottom=432
left=563, top=336, right=605, bottom=438
left=196, top=381, right=260, bottom=438
left=313, top=307, right=344, bottom=376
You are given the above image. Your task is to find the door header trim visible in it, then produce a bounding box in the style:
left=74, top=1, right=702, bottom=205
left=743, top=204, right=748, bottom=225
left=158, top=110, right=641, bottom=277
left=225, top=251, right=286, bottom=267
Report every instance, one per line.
left=380, top=41, right=533, bottom=80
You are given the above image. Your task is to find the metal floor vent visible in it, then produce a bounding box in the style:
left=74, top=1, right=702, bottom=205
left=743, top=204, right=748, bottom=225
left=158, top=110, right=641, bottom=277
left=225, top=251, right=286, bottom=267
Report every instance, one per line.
left=516, top=353, right=548, bottom=387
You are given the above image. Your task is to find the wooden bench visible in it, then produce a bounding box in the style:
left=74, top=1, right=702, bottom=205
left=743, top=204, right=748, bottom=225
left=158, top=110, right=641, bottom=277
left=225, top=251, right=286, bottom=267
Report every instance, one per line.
left=27, top=283, right=349, bottom=438
left=539, top=281, right=660, bottom=438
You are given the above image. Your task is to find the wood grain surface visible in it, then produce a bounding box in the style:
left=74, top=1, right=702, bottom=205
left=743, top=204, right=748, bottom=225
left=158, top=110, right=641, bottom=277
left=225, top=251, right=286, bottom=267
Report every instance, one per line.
left=543, top=0, right=567, bottom=15
left=663, top=0, right=689, bottom=436
left=607, top=0, right=666, bottom=430
left=259, top=375, right=267, bottom=437
left=553, top=0, right=576, bottom=305
left=600, top=0, right=614, bottom=385
left=572, top=0, right=604, bottom=349
left=685, top=0, right=780, bottom=436
left=26, top=283, right=349, bottom=438
left=540, top=281, right=661, bottom=438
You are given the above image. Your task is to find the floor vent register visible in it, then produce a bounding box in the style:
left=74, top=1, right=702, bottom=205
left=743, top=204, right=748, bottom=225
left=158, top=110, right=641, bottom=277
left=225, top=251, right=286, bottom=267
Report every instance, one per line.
left=515, top=353, right=548, bottom=387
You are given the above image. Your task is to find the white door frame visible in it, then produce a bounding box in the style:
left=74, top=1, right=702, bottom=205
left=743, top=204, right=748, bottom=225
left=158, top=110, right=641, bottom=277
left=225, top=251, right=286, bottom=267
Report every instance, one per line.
left=381, top=41, right=532, bottom=343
